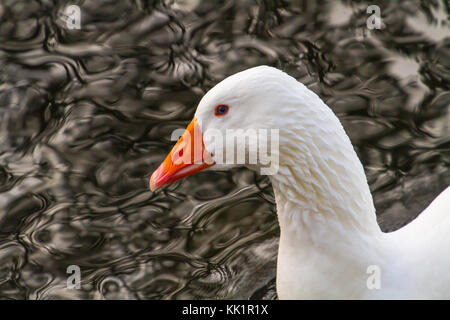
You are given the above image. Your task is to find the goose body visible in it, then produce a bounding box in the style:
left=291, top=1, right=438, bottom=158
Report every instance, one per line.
left=150, top=66, right=450, bottom=299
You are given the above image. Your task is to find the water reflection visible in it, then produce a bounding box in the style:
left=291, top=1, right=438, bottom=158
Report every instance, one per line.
left=0, top=0, right=448, bottom=299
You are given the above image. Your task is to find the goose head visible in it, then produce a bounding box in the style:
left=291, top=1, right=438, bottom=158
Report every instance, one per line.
left=150, top=65, right=322, bottom=191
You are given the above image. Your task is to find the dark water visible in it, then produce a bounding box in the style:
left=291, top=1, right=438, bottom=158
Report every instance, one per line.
left=0, top=0, right=449, bottom=300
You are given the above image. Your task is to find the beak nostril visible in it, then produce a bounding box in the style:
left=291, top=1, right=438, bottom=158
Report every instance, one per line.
left=150, top=117, right=214, bottom=191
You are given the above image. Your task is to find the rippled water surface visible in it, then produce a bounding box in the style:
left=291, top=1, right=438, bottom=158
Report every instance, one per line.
left=0, top=0, right=449, bottom=299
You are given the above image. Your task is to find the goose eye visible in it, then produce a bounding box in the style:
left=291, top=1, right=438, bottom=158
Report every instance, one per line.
left=215, top=104, right=229, bottom=116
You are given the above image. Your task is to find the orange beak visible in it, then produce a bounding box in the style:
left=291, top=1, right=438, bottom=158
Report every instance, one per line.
left=150, top=118, right=215, bottom=191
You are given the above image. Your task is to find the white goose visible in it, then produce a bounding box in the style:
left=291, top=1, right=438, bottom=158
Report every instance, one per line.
left=150, top=66, right=450, bottom=299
